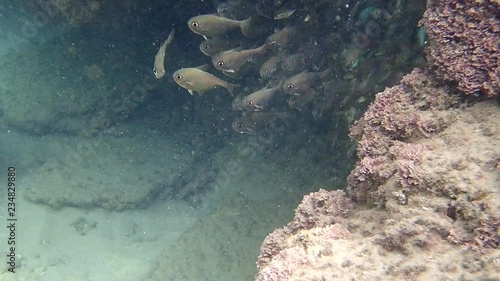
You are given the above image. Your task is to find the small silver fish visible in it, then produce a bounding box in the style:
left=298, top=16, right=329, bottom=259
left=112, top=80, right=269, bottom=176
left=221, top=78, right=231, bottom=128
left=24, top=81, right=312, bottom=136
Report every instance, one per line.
left=266, top=76, right=286, bottom=88
left=212, top=44, right=267, bottom=73
left=232, top=111, right=290, bottom=135
left=280, top=41, right=325, bottom=74
left=266, top=26, right=297, bottom=52
left=280, top=53, right=303, bottom=73
left=217, top=0, right=256, bottom=20
left=288, top=89, right=317, bottom=111
left=188, top=14, right=252, bottom=38
left=153, top=29, right=175, bottom=79
left=259, top=55, right=282, bottom=79
left=173, top=67, right=239, bottom=96
left=232, top=94, right=245, bottom=111
left=241, top=84, right=282, bottom=111
left=282, top=68, right=331, bottom=95
left=199, top=37, right=241, bottom=57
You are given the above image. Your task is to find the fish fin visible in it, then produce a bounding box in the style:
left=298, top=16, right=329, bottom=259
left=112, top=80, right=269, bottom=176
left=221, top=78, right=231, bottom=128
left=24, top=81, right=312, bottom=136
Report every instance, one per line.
left=274, top=9, right=296, bottom=20
left=234, top=46, right=244, bottom=52
left=196, top=64, right=211, bottom=71
left=166, top=28, right=175, bottom=45
left=240, top=17, right=253, bottom=38
left=222, top=70, right=239, bottom=78
left=188, top=89, right=194, bottom=95
left=224, top=82, right=240, bottom=97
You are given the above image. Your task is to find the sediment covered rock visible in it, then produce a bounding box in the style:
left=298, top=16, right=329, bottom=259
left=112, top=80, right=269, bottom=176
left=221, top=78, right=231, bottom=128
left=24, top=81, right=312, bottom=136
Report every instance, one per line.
left=255, top=69, right=499, bottom=280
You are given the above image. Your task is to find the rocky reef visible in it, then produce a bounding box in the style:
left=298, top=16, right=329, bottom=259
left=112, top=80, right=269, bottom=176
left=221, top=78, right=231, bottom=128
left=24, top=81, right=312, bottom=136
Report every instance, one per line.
left=421, top=0, right=499, bottom=97
left=255, top=0, right=500, bottom=279
left=256, top=68, right=499, bottom=280
left=1, top=0, right=497, bottom=278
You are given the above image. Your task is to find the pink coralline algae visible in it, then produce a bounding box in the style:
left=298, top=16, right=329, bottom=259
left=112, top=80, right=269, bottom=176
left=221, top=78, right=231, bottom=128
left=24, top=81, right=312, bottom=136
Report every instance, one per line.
left=421, top=0, right=500, bottom=97
left=255, top=82, right=499, bottom=280
left=290, top=189, right=353, bottom=231
left=257, top=228, right=292, bottom=270
left=390, top=142, right=426, bottom=188
left=256, top=189, right=352, bottom=274
left=347, top=69, right=459, bottom=202
left=254, top=1, right=500, bottom=279
left=256, top=247, right=309, bottom=281
left=470, top=220, right=500, bottom=252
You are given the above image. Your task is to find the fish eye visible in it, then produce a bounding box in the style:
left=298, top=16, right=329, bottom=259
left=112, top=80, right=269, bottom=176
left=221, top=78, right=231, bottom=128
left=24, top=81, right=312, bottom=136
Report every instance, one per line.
left=265, top=70, right=270, bottom=74
left=237, top=123, right=244, bottom=128
left=175, top=74, right=183, bottom=80
left=247, top=101, right=253, bottom=105
left=191, top=21, right=199, bottom=28
left=287, top=84, right=293, bottom=89
left=269, top=40, right=277, bottom=45
left=153, top=69, right=157, bottom=75
left=203, top=45, right=209, bottom=50
left=217, top=61, right=224, bottom=66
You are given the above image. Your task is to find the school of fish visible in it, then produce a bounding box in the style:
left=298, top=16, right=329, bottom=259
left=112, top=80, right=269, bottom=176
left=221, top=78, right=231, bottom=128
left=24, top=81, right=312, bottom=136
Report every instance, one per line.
left=154, top=0, right=426, bottom=135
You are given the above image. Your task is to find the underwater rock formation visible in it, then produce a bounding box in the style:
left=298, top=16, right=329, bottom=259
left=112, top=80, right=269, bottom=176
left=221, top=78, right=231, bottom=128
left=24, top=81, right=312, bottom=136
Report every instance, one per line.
left=421, top=0, right=500, bottom=97
left=348, top=68, right=499, bottom=252
left=255, top=69, right=500, bottom=281
left=255, top=2, right=499, bottom=278
left=347, top=69, right=461, bottom=200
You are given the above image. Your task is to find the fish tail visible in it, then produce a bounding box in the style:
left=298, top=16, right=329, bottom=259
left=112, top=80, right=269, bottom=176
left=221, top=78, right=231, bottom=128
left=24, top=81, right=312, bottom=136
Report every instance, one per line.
left=240, top=17, right=253, bottom=38
left=225, top=82, right=240, bottom=97
left=165, top=28, right=175, bottom=45
left=195, top=64, right=211, bottom=71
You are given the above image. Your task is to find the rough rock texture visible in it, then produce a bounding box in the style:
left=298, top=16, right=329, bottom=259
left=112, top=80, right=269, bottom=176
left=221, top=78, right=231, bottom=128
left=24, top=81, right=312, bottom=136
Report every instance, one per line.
left=257, top=194, right=499, bottom=281
left=256, top=189, right=353, bottom=281
left=347, top=69, right=461, bottom=202
left=21, top=131, right=196, bottom=210
left=420, top=0, right=500, bottom=97
left=255, top=69, right=500, bottom=280
left=348, top=69, right=500, bottom=253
